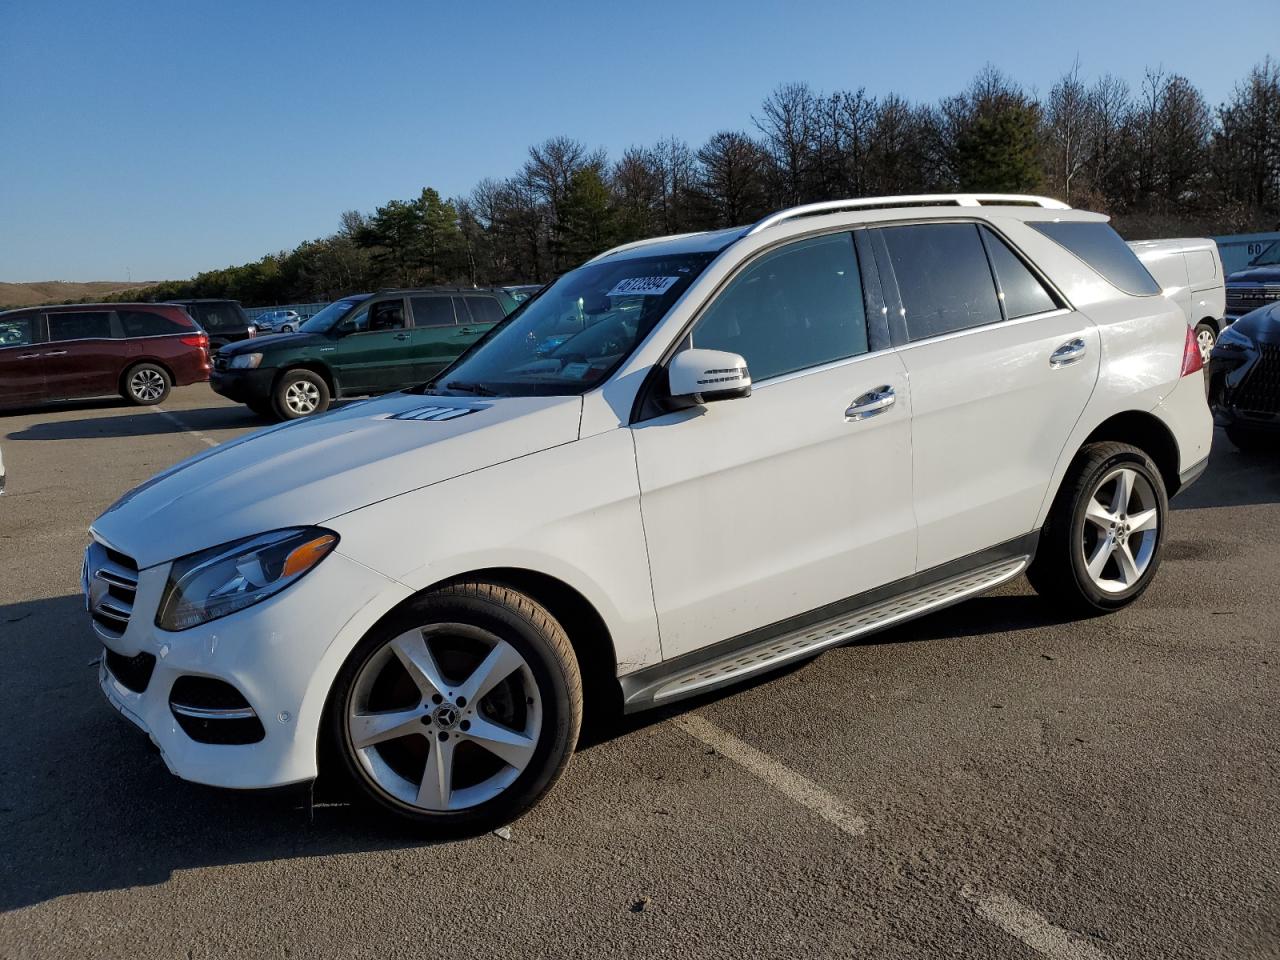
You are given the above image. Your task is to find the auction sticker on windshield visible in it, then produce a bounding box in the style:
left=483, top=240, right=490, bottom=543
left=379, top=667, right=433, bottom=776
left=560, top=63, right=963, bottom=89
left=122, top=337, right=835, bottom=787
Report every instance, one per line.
left=607, top=276, right=680, bottom=297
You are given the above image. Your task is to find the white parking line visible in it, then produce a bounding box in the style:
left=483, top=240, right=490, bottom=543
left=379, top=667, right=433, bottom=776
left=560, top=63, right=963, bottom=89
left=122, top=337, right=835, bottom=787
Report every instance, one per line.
left=673, top=713, right=868, bottom=837
left=674, top=713, right=1114, bottom=959
left=960, top=886, right=1114, bottom=960
left=153, top=405, right=219, bottom=448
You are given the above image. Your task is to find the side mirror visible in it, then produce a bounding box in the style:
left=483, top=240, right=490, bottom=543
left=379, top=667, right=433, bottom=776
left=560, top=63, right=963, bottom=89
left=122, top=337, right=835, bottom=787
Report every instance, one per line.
left=667, top=348, right=752, bottom=406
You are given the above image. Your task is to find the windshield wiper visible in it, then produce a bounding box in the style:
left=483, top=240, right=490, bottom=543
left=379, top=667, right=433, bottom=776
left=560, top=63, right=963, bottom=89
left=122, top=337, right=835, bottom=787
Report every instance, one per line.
left=445, top=380, right=498, bottom=397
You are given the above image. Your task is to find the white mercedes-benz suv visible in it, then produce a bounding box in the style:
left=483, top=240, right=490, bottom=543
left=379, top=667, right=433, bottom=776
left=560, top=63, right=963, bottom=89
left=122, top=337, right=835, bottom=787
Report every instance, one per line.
left=86, top=195, right=1212, bottom=833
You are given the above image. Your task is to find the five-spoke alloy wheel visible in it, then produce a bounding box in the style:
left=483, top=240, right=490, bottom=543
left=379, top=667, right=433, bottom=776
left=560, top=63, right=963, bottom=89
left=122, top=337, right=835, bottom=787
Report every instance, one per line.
left=329, top=581, right=582, bottom=834
left=1029, top=441, right=1168, bottom=613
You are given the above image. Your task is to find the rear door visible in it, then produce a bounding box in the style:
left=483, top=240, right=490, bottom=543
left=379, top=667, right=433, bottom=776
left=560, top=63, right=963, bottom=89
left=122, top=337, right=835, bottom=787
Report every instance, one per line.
left=42, top=310, right=125, bottom=400
left=332, top=297, right=414, bottom=393
left=874, top=221, right=1099, bottom=570
left=408, top=295, right=461, bottom=382
left=0, top=312, right=47, bottom=405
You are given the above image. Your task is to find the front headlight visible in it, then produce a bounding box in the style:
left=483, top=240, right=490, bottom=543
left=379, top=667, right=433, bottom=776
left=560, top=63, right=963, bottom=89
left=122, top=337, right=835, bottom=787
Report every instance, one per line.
left=156, top=528, right=338, bottom=631
left=229, top=352, right=264, bottom=369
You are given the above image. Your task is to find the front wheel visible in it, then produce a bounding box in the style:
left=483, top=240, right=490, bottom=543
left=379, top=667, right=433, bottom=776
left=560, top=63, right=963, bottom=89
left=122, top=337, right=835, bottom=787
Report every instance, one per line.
left=328, top=582, right=583, bottom=834
left=272, top=369, right=330, bottom=420
left=1028, top=442, right=1168, bottom=614
left=122, top=362, right=171, bottom=405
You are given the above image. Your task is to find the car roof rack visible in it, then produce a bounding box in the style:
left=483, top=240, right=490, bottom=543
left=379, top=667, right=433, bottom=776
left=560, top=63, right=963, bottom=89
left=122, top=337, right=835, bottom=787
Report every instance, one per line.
left=744, top=194, right=1070, bottom=236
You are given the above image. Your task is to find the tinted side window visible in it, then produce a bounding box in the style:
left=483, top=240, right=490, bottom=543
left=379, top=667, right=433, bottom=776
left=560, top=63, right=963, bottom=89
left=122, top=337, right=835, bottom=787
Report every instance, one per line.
left=1029, top=221, right=1161, bottom=296
left=979, top=227, right=1060, bottom=319
left=411, top=296, right=455, bottom=328
left=451, top=297, right=472, bottom=323
left=692, top=232, right=868, bottom=382
left=0, top=314, right=37, bottom=348
left=464, top=296, right=505, bottom=324
left=881, top=223, right=1002, bottom=340
left=120, top=309, right=188, bottom=337
left=191, top=302, right=246, bottom=331
left=49, top=311, right=113, bottom=341
left=368, top=299, right=406, bottom=331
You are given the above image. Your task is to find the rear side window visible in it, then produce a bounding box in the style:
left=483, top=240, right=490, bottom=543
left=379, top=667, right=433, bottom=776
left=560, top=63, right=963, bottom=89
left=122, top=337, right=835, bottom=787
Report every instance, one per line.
left=692, top=232, right=868, bottom=382
left=119, top=309, right=189, bottom=337
left=1029, top=221, right=1161, bottom=296
left=411, top=296, right=456, bottom=328
left=190, top=302, right=248, bottom=331
left=881, top=223, right=1002, bottom=340
left=979, top=227, right=1061, bottom=319
left=0, top=314, right=37, bottom=347
left=464, top=296, right=505, bottom=325
left=48, top=311, right=113, bottom=341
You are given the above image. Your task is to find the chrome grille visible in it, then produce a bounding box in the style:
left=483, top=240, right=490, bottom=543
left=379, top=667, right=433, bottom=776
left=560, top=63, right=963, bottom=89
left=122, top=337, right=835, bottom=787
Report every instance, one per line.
left=1226, top=284, right=1280, bottom=313
left=83, top=541, right=139, bottom=640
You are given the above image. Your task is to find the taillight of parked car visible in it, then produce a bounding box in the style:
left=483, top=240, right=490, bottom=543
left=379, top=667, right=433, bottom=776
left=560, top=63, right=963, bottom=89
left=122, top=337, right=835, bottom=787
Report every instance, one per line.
left=180, top=334, right=209, bottom=349
left=1181, top=324, right=1204, bottom=377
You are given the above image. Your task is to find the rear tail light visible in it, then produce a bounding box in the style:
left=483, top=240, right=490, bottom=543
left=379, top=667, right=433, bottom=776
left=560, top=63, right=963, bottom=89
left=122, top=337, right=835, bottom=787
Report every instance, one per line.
left=1181, top=324, right=1204, bottom=377
left=180, top=334, right=208, bottom=348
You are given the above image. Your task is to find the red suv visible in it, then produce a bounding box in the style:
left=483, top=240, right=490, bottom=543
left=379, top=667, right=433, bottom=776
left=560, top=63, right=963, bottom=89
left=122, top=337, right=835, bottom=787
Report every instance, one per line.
left=0, top=303, right=210, bottom=409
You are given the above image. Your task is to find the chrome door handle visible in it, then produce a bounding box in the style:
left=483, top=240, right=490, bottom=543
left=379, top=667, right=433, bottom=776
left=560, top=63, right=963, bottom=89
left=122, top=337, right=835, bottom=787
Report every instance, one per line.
left=17, top=352, right=40, bottom=359
left=1050, top=338, right=1086, bottom=367
left=846, top=385, right=895, bottom=421
left=44, top=350, right=68, bottom=357
left=393, top=332, right=410, bottom=341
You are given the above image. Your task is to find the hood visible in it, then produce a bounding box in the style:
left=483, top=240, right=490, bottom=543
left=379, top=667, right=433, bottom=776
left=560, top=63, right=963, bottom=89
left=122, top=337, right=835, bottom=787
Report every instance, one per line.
left=1224, top=303, right=1280, bottom=343
left=220, top=331, right=322, bottom=354
left=92, top=392, right=584, bottom=569
left=1227, top=265, right=1280, bottom=284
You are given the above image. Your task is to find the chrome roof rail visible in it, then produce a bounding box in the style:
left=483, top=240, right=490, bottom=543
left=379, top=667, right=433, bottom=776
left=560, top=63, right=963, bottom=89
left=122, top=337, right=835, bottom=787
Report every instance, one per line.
left=744, top=194, right=1071, bottom=236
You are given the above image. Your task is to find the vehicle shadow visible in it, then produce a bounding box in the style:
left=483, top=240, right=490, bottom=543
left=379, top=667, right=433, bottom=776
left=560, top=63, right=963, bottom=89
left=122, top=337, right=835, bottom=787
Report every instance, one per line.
left=1172, top=431, right=1280, bottom=511
left=3, top=401, right=351, bottom=442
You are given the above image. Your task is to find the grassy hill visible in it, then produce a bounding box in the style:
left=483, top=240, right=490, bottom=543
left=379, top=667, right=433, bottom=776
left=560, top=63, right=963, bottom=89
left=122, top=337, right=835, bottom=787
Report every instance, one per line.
left=0, top=280, right=160, bottom=309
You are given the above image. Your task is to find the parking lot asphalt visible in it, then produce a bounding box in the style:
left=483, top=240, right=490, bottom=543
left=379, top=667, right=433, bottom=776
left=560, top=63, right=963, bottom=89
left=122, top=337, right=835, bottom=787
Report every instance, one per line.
left=1, top=386, right=1278, bottom=959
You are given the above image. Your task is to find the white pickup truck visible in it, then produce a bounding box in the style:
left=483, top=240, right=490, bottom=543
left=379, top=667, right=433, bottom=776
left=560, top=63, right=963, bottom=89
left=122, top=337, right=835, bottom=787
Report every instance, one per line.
left=1128, top=238, right=1226, bottom=364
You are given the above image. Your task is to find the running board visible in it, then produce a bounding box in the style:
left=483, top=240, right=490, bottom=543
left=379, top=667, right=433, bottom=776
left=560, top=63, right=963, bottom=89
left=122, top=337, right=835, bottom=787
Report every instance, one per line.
left=627, top=554, right=1029, bottom=710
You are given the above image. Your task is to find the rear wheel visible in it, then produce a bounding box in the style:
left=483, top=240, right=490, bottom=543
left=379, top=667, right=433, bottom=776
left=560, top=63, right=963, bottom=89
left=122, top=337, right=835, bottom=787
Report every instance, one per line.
left=122, top=362, right=171, bottom=405
left=1028, top=442, right=1167, bottom=614
left=328, top=582, right=582, bottom=834
left=1226, top=424, right=1271, bottom=455
left=272, top=369, right=330, bottom=420
left=1194, top=321, right=1217, bottom=366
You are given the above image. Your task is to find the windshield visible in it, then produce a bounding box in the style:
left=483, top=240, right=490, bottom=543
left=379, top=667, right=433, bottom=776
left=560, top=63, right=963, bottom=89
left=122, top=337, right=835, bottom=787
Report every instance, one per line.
left=1249, top=241, right=1280, bottom=267
left=425, top=253, right=715, bottom=397
left=301, top=297, right=367, bottom=333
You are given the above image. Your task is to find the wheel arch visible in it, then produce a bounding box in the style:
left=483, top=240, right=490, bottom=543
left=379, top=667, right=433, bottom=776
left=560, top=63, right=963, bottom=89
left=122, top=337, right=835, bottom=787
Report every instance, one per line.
left=1080, top=410, right=1181, bottom=496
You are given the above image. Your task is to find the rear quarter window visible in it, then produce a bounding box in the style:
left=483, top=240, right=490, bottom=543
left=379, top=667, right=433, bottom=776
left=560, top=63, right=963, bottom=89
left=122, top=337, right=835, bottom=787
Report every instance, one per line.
left=120, top=309, right=190, bottom=337
left=1030, top=221, right=1161, bottom=297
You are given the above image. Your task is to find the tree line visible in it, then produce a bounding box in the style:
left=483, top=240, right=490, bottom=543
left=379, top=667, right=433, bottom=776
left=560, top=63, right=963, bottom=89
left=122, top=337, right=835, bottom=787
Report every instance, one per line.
left=68, top=58, right=1280, bottom=308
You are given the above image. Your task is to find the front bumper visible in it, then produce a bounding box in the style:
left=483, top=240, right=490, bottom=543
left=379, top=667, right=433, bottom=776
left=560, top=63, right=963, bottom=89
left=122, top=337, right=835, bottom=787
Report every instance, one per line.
left=89, top=544, right=410, bottom=789
left=210, top=366, right=276, bottom=405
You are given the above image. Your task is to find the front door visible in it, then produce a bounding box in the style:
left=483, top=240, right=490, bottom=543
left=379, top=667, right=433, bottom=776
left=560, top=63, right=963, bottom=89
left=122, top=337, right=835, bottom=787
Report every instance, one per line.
left=333, top=298, right=414, bottom=393
left=873, top=221, right=1100, bottom=570
left=631, top=232, right=917, bottom=658
left=0, top=312, right=46, bottom=405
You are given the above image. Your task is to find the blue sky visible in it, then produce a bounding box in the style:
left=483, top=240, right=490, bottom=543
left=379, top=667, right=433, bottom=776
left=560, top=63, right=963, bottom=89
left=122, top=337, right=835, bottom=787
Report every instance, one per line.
left=2, top=0, right=1275, bottom=282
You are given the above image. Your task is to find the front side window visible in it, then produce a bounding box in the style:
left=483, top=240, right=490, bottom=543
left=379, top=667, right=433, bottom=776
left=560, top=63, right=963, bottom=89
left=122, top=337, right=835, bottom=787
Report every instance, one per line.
left=0, top=314, right=36, bottom=347
left=49, top=311, right=113, bottom=341
left=426, top=251, right=715, bottom=397
left=882, top=223, right=1002, bottom=341
left=368, top=300, right=406, bottom=331
left=979, top=227, right=1061, bottom=319
left=1029, top=221, right=1161, bottom=296
left=692, top=233, right=868, bottom=382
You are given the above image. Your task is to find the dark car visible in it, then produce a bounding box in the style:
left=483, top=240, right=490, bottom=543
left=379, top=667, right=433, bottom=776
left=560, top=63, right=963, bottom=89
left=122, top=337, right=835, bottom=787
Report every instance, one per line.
left=0, top=303, right=210, bottom=408
left=1224, top=240, right=1280, bottom=322
left=165, top=299, right=258, bottom=350
left=211, top=287, right=517, bottom=419
left=1207, top=302, right=1280, bottom=452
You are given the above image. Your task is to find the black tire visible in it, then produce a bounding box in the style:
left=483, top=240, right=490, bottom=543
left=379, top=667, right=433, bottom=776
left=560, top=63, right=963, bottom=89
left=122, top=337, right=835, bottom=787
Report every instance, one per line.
left=1225, top=424, right=1271, bottom=455
left=121, top=362, right=171, bottom=406
left=1027, top=441, right=1168, bottom=615
left=272, top=368, right=330, bottom=420
left=327, top=581, right=583, bottom=835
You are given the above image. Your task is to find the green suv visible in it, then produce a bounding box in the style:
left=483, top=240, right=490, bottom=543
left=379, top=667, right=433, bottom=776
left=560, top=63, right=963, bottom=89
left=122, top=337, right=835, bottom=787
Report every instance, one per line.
left=211, top=288, right=517, bottom=419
